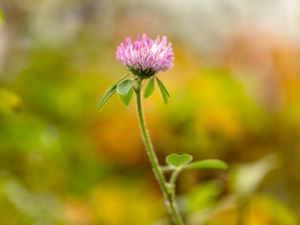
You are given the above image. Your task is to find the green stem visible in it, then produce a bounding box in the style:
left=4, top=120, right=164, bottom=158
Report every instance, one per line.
left=135, top=79, right=184, bottom=225
left=170, top=168, right=182, bottom=188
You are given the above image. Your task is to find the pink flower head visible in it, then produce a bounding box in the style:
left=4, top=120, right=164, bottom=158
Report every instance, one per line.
left=116, top=33, right=174, bottom=78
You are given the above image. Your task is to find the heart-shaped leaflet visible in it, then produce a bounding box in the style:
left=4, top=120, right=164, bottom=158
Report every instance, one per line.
left=166, top=153, right=193, bottom=168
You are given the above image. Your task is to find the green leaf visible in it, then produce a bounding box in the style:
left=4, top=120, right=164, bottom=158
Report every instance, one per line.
left=234, top=154, right=277, bottom=195
left=155, top=77, right=170, bottom=104
left=184, top=159, right=228, bottom=170
left=97, top=73, right=131, bottom=110
left=98, top=85, right=117, bottom=110
left=144, top=78, right=155, bottom=98
left=116, top=79, right=135, bottom=96
left=166, top=153, right=193, bottom=168
left=119, top=88, right=134, bottom=106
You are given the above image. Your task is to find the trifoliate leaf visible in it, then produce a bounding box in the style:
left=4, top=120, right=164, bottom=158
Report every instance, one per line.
left=116, top=79, right=135, bottom=96
left=184, top=159, right=228, bottom=170
left=166, top=153, right=193, bottom=168
left=98, top=85, right=117, bottom=110
left=144, top=78, right=155, bottom=98
left=119, top=88, right=134, bottom=106
left=155, top=77, right=170, bottom=104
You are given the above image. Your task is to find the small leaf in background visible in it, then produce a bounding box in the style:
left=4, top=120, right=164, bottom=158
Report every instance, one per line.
left=98, top=85, right=117, bottom=110
left=234, top=154, right=277, bottom=195
left=144, top=78, right=155, bottom=98
left=0, top=10, right=4, bottom=25
left=116, top=79, right=135, bottom=96
left=187, top=182, right=221, bottom=212
left=119, top=88, right=134, bottom=106
left=155, top=77, right=170, bottom=104
left=184, top=159, right=228, bottom=170
left=261, top=195, right=297, bottom=225
left=166, top=153, right=193, bottom=168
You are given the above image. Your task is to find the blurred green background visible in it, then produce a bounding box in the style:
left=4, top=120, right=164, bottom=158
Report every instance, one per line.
left=0, top=1, right=300, bottom=225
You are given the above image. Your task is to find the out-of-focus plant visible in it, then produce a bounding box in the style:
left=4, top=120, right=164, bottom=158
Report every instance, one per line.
left=98, top=33, right=228, bottom=225
left=0, top=178, right=67, bottom=225
left=186, top=154, right=297, bottom=225
left=0, top=10, right=4, bottom=25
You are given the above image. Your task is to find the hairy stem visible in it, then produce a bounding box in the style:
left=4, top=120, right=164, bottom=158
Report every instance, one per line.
left=135, top=80, right=184, bottom=225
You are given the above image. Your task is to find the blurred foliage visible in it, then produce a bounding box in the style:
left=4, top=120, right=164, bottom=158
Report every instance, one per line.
left=0, top=1, right=300, bottom=225
left=0, top=10, right=3, bottom=26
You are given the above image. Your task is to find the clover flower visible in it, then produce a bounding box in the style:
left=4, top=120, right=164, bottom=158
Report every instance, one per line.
left=100, top=34, right=228, bottom=225
left=116, top=33, right=174, bottom=78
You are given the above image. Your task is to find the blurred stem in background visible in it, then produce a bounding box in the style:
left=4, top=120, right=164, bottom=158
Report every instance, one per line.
left=135, top=78, right=184, bottom=225
left=237, top=196, right=248, bottom=225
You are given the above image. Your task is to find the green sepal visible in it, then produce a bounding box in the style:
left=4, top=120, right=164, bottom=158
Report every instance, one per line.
left=155, top=77, right=170, bottom=104
left=166, top=153, right=193, bottom=168
left=184, top=159, right=228, bottom=170
left=144, top=78, right=155, bottom=98
left=98, top=84, right=117, bottom=110
left=119, top=88, right=134, bottom=106
left=116, top=79, right=135, bottom=96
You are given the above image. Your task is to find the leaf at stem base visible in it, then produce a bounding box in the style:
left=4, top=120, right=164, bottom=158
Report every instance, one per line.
left=116, top=79, right=135, bottom=96
left=98, top=85, right=117, bottom=110
left=155, top=77, right=170, bottom=104
left=144, top=78, right=155, bottom=98
left=119, top=88, right=134, bottom=106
